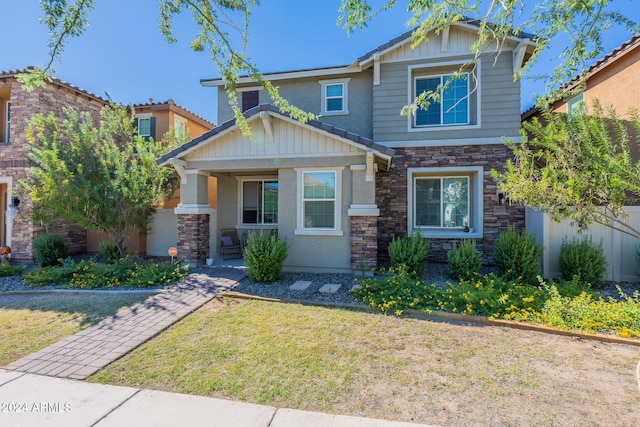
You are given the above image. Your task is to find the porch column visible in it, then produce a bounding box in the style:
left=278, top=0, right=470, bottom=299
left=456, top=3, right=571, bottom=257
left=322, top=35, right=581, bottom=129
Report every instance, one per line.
left=173, top=168, right=213, bottom=265
left=349, top=161, right=379, bottom=271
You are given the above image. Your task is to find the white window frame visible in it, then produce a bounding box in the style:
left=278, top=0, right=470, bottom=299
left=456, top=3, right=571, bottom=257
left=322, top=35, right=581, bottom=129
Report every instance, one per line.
left=407, top=60, right=481, bottom=133
left=295, top=167, right=344, bottom=236
left=407, top=166, right=483, bottom=239
left=5, top=101, right=10, bottom=143
left=319, top=78, right=350, bottom=115
left=236, top=177, right=279, bottom=226
left=567, top=93, right=584, bottom=113
left=135, top=113, right=152, bottom=137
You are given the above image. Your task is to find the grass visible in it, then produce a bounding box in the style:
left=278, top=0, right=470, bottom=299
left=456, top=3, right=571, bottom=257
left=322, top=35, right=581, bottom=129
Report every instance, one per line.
left=91, top=297, right=640, bottom=426
left=0, top=292, right=153, bottom=366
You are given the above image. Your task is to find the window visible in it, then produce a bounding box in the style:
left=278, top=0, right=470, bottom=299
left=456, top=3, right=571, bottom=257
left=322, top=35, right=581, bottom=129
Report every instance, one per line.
left=415, top=177, right=469, bottom=228
left=567, top=93, right=584, bottom=113
left=319, top=79, right=349, bottom=115
left=241, top=180, right=278, bottom=224
left=5, top=102, right=10, bottom=143
left=241, top=90, right=259, bottom=112
left=408, top=167, right=483, bottom=238
left=415, top=73, right=469, bottom=127
left=174, top=118, right=186, bottom=139
left=138, top=117, right=151, bottom=137
left=295, top=168, right=343, bottom=235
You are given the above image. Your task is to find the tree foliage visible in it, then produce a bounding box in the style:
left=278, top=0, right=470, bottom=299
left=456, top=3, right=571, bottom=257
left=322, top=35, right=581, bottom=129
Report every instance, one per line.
left=23, top=104, right=180, bottom=256
left=18, top=1, right=638, bottom=120
left=493, top=101, right=640, bottom=239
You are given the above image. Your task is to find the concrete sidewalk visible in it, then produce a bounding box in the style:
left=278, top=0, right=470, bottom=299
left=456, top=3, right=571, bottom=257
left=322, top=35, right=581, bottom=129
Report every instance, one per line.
left=0, top=370, right=439, bottom=427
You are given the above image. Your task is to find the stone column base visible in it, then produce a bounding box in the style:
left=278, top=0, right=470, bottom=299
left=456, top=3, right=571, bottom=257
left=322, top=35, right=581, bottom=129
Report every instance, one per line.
left=350, top=216, right=378, bottom=272
left=176, top=214, right=210, bottom=265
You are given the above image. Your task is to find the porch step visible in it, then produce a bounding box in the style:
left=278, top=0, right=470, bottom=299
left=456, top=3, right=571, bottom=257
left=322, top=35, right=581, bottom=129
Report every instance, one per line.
left=319, top=284, right=341, bottom=294
left=289, top=281, right=312, bottom=291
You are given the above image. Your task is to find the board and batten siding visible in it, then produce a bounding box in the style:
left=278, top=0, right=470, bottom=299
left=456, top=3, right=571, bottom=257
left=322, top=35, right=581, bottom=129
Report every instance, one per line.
left=372, top=44, right=521, bottom=143
left=184, top=115, right=361, bottom=162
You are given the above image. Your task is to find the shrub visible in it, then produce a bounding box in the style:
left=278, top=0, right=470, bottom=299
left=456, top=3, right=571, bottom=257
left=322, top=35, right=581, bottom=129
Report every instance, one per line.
left=24, top=258, right=188, bottom=289
left=0, top=264, right=25, bottom=277
left=553, top=276, right=594, bottom=298
left=447, top=239, right=481, bottom=280
left=350, top=264, right=438, bottom=314
left=559, top=236, right=607, bottom=289
left=388, top=233, right=430, bottom=277
left=99, top=241, right=121, bottom=264
left=493, top=225, right=542, bottom=285
left=244, top=232, right=288, bottom=282
left=32, top=233, right=68, bottom=267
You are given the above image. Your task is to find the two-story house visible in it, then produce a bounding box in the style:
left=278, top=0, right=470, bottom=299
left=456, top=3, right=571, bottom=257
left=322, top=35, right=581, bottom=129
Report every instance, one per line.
left=0, top=68, right=214, bottom=260
left=159, top=22, right=536, bottom=271
left=523, top=34, right=640, bottom=282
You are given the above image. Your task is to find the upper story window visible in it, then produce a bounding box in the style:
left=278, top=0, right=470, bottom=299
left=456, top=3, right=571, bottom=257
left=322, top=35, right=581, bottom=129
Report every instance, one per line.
left=414, top=73, right=469, bottom=127
left=5, top=101, right=10, bottom=143
left=567, top=93, right=584, bottom=114
left=134, top=114, right=155, bottom=140
left=319, top=78, right=350, bottom=115
left=241, top=179, right=278, bottom=225
left=173, top=117, right=186, bottom=139
left=241, top=90, right=260, bottom=112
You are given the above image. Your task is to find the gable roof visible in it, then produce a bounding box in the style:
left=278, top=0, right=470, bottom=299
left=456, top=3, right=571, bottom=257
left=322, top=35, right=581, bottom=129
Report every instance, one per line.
left=157, top=104, right=394, bottom=168
left=133, top=98, right=214, bottom=128
left=202, top=19, right=537, bottom=87
left=0, top=67, right=109, bottom=104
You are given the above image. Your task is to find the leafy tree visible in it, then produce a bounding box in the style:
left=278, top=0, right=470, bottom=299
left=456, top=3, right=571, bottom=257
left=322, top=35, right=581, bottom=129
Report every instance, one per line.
left=23, top=104, right=180, bottom=256
left=493, top=101, right=640, bottom=239
left=18, top=1, right=637, bottom=120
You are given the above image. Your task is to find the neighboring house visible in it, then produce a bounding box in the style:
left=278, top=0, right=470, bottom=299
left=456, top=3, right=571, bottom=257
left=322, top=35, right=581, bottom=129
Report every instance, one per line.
left=0, top=69, right=107, bottom=260
left=87, top=99, right=215, bottom=256
left=523, top=34, right=640, bottom=282
left=159, top=21, right=537, bottom=272
left=0, top=68, right=214, bottom=260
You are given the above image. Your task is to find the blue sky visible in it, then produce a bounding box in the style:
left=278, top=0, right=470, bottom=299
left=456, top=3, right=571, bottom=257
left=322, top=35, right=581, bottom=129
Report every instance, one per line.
left=1, top=1, right=637, bottom=124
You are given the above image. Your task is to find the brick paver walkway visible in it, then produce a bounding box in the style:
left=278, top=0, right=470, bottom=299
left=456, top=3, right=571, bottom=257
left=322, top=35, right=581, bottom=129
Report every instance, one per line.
left=4, top=268, right=245, bottom=380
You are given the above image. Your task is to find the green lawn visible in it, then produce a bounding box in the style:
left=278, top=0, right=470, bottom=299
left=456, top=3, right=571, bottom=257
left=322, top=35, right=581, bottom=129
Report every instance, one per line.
left=0, top=292, right=153, bottom=366
left=90, top=296, right=640, bottom=427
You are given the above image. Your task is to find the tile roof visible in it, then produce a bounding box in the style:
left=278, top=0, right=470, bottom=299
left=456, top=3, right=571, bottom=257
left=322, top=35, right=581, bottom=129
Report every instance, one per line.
left=0, top=67, right=109, bottom=104
left=133, top=98, right=214, bottom=128
left=157, top=104, right=395, bottom=165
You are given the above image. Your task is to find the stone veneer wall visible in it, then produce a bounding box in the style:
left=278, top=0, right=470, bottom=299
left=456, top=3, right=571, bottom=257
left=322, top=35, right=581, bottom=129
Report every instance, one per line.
left=0, top=75, right=105, bottom=259
left=350, top=216, right=378, bottom=271
left=176, top=214, right=210, bottom=265
left=376, top=145, right=526, bottom=265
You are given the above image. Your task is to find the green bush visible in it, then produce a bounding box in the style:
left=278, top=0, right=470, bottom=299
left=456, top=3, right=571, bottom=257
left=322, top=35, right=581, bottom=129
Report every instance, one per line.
left=0, top=264, right=25, bottom=277
left=388, top=233, right=430, bottom=277
left=559, top=236, right=607, bottom=289
left=24, top=258, right=188, bottom=289
left=493, top=225, right=542, bottom=285
left=447, top=239, right=481, bottom=280
left=32, top=233, right=68, bottom=267
left=99, top=241, right=121, bottom=264
left=553, top=276, right=594, bottom=298
left=350, top=264, right=438, bottom=314
left=244, top=232, right=288, bottom=282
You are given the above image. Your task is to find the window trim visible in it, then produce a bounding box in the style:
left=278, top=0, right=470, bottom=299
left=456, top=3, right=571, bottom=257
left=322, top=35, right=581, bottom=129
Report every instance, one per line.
left=407, top=166, right=483, bottom=239
left=236, top=176, right=279, bottom=226
left=567, top=93, right=584, bottom=113
left=173, top=117, right=186, bottom=139
left=319, top=78, right=350, bottom=116
left=136, top=115, right=152, bottom=137
left=407, top=60, right=481, bottom=132
left=295, top=167, right=344, bottom=236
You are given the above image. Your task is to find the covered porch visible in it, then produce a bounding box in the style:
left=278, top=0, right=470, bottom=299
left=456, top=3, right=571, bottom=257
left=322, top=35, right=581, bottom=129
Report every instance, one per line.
left=157, top=105, right=393, bottom=272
